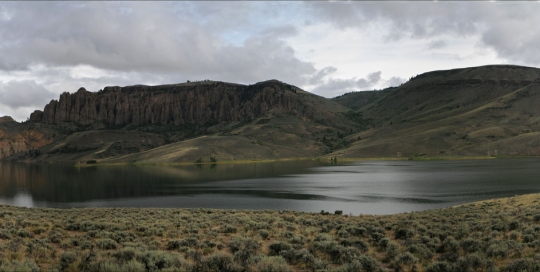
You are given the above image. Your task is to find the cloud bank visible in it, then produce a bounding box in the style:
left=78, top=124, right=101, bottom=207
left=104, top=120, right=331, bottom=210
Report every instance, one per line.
left=0, top=2, right=539, bottom=121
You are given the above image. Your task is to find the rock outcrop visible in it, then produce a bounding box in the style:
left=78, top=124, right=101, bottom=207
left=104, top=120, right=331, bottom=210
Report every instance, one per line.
left=29, top=81, right=337, bottom=128
left=0, top=125, right=55, bottom=159
left=0, top=116, right=15, bottom=123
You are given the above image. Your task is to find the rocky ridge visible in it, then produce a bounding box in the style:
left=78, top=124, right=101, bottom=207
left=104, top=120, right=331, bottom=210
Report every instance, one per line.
left=29, top=80, right=336, bottom=128
left=0, top=116, right=15, bottom=124
left=1, top=80, right=352, bottom=162
left=3, top=65, right=540, bottom=162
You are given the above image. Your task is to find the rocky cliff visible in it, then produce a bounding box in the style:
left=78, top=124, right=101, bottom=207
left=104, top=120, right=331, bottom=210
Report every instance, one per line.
left=0, top=122, right=57, bottom=160
left=0, top=116, right=15, bottom=124
left=3, top=80, right=352, bottom=162
left=29, top=80, right=340, bottom=128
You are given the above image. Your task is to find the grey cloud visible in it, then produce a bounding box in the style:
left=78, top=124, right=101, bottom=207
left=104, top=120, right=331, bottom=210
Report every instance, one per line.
left=306, top=2, right=540, bottom=66
left=0, top=2, right=315, bottom=87
left=386, top=76, right=406, bottom=87
left=309, top=66, right=337, bottom=85
left=479, top=6, right=540, bottom=65
left=311, top=71, right=382, bottom=97
left=310, top=71, right=406, bottom=97
left=0, top=80, right=57, bottom=110
left=306, top=2, right=480, bottom=39
left=428, top=40, right=448, bottom=50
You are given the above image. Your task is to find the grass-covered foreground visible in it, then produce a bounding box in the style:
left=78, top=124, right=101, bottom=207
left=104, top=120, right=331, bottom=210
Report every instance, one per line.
left=1, top=195, right=540, bottom=272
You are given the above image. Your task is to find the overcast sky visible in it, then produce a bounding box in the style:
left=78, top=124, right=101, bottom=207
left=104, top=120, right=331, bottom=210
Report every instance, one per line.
left=1, top=1, right=539, bottom=121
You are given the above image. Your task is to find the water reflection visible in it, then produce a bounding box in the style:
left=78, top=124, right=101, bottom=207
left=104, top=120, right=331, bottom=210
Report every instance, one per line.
left=1, top=159, right=540, bottom=214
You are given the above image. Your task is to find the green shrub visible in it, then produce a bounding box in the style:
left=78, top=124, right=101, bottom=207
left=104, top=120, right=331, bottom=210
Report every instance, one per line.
left=256, top=256, right=291, bottom=272
left=59, top=251, right=78, bottom=271
left=268, top=241, right=292, bottom=256
left=523, top=234, right=535, bottom=243
left=222, top=224, right=237, bottom=234
left=201, top=252, right=242, bottom=272
left=259, top=230, right=270, bottom=240
left=503, top=258, right=540, bottom=272
left=113, top=247, right=138, bottom=262
left=337, top=229, right=349, bottom=238
left=486, top=241, right=509, bottom=258
left=454, top=253, right=495, bottom=272
left=96, top=238, right=118, bottom=250
left=438, top=237, right=459, bottom=253
left=356, top=255, right=384, bottom=272
left=0, top=260, right=40, bottom=272
left=407, top=243, right=434, bottom=261
left=280, top=249, right=317, bottom=266
left=49, top=231, right=62, bottom=243
left=460, top=238, right=482, bottom=253
left=17, top=229, right=33, bottom=238
left=425, top=261, right=453, bottom=272
left=385, top=241, right=400, bottom=260
left=391, top=252, right=419, bottom=272
left=340, top=238, right=369, bottom=253
left=228, top=237, right=260, bottom=267
left=186, top=249, right=202, bottom=263
left=0, top=229, right=11, bottom=239
left=138, top=251, right=183, bottom=271
left=394, top=227, right=415, bottom=240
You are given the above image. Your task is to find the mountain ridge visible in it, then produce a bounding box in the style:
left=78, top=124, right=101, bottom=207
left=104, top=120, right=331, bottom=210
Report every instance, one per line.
left=1, top=80, right=356, bottom=162
left=2, top=64, right=540, bottom=163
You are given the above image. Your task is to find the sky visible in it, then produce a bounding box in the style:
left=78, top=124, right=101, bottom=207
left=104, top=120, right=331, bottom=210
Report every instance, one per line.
left=1, top=1, right=540, bottom=121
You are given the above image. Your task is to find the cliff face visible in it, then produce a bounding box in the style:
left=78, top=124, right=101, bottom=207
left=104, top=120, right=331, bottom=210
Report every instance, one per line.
left=0, top=116, right=15, bottom=124
left=4, top=80, right=351, bottom=162
left=30, top=81, right=328, bottom=128
left=0, top=123, right=56, bottom=159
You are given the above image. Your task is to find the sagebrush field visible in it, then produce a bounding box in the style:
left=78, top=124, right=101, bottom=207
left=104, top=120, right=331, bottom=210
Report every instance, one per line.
left=1, top=194, right=540, bottom=271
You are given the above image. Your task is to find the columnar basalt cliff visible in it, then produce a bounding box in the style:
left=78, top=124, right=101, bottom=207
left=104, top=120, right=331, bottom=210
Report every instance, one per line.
left=29, top=80, right=335, bottom=128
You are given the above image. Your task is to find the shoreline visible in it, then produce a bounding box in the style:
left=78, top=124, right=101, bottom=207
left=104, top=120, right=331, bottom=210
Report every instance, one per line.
left=71, top=154, right=540, bottom=167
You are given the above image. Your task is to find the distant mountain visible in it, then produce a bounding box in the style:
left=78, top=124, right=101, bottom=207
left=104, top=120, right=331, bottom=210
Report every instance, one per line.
left=2, top=64, right=540, bottom=163
left=332, top=65, right=540, bottom=158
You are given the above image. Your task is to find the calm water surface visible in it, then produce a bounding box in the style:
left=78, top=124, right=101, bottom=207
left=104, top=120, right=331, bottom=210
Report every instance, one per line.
left=0, top=159, right=539, bottom=214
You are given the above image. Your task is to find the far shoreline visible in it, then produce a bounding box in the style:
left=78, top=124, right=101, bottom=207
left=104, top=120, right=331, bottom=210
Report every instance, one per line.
left=70, top=154, right=540, bottom=167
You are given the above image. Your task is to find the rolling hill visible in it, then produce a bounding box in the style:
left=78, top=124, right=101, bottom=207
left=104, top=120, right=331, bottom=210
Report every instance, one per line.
left=332, top=65, right=540, bottom=158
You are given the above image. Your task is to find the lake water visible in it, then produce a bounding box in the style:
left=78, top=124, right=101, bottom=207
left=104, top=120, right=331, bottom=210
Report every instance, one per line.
left=0, top=159, right=539, bottom=215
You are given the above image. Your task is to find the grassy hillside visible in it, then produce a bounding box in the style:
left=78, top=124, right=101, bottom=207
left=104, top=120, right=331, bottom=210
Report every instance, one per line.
left=0, top=194, right=539, bottom=271
left=333, top=65, right=540, bottom=159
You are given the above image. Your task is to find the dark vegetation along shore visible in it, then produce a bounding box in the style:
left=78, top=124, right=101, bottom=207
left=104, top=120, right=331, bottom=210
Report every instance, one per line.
left=0, top=194, right=539, bottom=271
